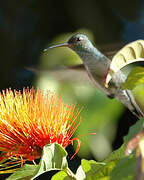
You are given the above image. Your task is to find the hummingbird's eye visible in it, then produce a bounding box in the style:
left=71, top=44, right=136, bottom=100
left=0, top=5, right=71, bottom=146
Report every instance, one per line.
left=76, top=37, right=83, bottom=41
left=68, top=35, right=84, bottom=44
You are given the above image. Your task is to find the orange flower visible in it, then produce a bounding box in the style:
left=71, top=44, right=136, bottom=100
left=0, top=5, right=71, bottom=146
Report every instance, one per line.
left=0, top=88, right=81, bottom=163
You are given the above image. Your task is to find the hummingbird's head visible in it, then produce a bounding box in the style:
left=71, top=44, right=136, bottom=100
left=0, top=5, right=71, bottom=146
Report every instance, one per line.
left=67, top=34, right=93, bottom=51
left=44, top=34, right=94, bottom=53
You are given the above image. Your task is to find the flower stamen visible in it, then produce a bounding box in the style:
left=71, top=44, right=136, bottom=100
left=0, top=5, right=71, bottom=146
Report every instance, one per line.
left=0, top=88, right=81, bottom=171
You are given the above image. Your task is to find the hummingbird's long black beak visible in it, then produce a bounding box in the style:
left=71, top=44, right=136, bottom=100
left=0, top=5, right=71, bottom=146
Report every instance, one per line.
left=43, top=42, right=69, bottom=52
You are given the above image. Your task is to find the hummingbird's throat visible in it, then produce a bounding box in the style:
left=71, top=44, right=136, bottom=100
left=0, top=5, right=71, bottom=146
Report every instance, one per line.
left=102, top=68, right=110, bottom=87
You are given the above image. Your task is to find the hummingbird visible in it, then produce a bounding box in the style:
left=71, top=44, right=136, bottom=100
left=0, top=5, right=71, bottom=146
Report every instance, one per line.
left=44, top=34, right=144, bottom=118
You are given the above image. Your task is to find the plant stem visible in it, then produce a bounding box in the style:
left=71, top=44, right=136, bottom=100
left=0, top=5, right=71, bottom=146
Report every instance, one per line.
left=65, top=167, right=77, bottom=180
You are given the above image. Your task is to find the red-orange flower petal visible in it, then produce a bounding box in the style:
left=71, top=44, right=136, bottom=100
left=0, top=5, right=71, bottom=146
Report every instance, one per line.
left=0, top=88, right=81, bottom=162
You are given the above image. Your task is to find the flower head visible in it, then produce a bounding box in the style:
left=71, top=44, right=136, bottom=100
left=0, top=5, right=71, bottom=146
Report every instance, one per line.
left=0, top=88, right=81, bottom=163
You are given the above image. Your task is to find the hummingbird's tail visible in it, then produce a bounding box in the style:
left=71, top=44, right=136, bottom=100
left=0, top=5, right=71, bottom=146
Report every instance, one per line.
left=116, top=89, right=144, bottom=119
left=110, top=70, right=144, bottom=119
left=125, top=90, right=144, bottom=118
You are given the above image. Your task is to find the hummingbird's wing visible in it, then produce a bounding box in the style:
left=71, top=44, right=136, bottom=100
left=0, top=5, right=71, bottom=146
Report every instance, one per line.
left=105, top=40, right=144, bottom=87
left=26, top=65, right=93, bottom=85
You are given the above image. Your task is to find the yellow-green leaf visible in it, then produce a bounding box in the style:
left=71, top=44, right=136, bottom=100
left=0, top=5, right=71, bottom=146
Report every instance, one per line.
left=122, top=67, right=144, bottom=90
left=110, top=154, right=136, bottom=180
left=32, top=143, right=68, bottom=179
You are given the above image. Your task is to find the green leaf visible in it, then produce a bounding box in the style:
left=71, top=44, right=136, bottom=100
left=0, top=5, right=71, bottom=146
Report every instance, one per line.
left=78, top=159, right=115, bottom=180
left=52, top=167, right=85, bottom=180
left=122, top=67, right=144, bottom=90
left=102, top=118, right=144, bottom=179
left=81, top=159, right=105, bottom=174
left=32, top=143, right=68, bottom=179
left=74, top=119, right=144, bottom=180
left=104, top=144, right=125, bottom=163
left=6, top=164, right=37, bottom=180
left=51, top=170, right=71, bottom=180
left=110, top=153, right=136, bottom=180
left=108, top=118, right=144, bottom=179
left=106, top=117, right=144, bottom=162
left=52, top=118, right=144, bottom=180
left=124, top=117, right=144, bottom=143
